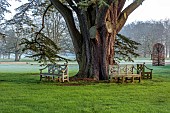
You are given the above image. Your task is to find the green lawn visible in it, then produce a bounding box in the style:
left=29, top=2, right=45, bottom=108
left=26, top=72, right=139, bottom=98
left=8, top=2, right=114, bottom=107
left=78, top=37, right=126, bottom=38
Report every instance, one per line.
left=0, top=63, right=170, bottom=113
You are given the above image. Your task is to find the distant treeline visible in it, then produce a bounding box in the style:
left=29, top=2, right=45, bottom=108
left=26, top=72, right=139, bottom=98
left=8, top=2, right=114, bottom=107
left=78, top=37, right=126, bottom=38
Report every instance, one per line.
left=120, top=20, right=170, bottom=58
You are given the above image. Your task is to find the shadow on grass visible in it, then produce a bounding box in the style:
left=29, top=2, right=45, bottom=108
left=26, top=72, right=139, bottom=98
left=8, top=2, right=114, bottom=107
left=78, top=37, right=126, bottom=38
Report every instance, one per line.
left=0, top=72, right=169, bottom=87
left=0, top=73, right=99, bottom=86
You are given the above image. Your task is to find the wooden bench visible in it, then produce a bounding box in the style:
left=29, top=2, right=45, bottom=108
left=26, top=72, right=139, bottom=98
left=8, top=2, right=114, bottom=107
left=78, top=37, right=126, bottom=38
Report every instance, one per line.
left=137, top=63, right=153, bottom=79
left=109, top=64, right=141, bottom=83
left=40, top=63, right=69, bottom=82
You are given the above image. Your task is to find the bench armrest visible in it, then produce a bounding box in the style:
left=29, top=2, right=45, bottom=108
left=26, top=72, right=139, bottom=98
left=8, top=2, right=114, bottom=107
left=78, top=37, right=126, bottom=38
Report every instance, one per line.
left=39, top=67, right=46, bottom=71
left=144, top=65, right=153, bottom=71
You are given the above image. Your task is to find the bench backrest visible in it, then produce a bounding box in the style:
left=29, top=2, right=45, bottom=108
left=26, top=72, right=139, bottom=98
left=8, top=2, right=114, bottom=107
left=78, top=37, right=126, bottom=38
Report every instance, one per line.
left=119, top=64, right=134, bottom=74
left=109, top=64, right=119, bottom=76
left=109, top=64, right=134, bottom=76
left=47, top=64, right=56, bottom=74
left=56, top=64, right=68, bottom=75
left=47, top=63, right=68, bottom=75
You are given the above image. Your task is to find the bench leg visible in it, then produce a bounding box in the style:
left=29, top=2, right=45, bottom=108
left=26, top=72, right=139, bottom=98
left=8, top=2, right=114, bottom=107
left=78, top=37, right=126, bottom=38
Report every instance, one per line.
left=115, top=77, right=118, bottom=83
left=117, top=77, right=120, bottom=83
left=40, top=75, right=42, bottom=81
left=51, top=76, right=54, bottom=81
left=139, top=77, right=141, bottom=83
left=122, top=76, right=124, bottom=83
left=109, top=76, right=113, bottom=82
left=66, top=76, right=69, bottom=82
left=150, top=73, right=152, bottom=79
left=131, top=76, right=134, bottom=83
left=47, top=76, right=50, bottom=81
left=117, top=77, right=122, bottom=83
left=62, top=75, right=64, bottom=83
left=58, top=77, right=62, bottom=82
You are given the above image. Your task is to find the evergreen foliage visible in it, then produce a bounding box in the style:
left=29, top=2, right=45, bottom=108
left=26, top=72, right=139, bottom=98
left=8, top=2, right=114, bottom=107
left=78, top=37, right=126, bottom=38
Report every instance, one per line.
left=115, top=34, right=140, bottom=62
left=0, top=0, right=10, bottom=21
left=20, top=33, right=140, bottom=64
left=21, top=32, right=63, bottom=64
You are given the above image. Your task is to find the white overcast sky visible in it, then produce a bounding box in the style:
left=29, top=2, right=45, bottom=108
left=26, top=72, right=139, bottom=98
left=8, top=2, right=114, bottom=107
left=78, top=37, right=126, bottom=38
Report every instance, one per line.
left=126, top=0, right=170, bottom=24
left=6, top=0, right=170, bottom=24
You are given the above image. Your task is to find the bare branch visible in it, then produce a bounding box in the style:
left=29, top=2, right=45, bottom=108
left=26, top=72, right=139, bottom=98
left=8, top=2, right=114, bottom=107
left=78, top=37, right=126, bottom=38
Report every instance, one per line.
left=116, top=0, right=145, bottom=33
left=65, top=0, right=79, bottom=13
left=117, top=0, right=126, bottom=17
left=36, top=3, right=53, bottom=38
left=50, top=0, right=82, bottom=52
left=122, top=0, right=145, bottom=16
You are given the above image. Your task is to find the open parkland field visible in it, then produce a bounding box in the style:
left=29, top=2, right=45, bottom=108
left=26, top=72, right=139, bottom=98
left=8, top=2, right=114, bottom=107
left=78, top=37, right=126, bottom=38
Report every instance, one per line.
left=0, top=58, right=170, bottom=113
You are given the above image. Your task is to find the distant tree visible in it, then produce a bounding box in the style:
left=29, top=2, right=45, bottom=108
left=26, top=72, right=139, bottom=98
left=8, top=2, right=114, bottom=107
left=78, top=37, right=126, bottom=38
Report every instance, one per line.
left=162, top=19, right=170, bottom=58
left=3, top=26, right=25, bottom=61
left=0, top=32, right=6, bottom=58
left=43, top=11, right=74, bottom=54
left=6, top=0, right=74, bottom=58
left=121, top=21, right=164, bottom=58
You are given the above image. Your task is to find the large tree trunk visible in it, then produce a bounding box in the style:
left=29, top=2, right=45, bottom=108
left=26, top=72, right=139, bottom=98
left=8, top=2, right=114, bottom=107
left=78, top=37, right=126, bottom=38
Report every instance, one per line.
left=76, top=32, right=116, bottom=80
left=75, top=3, right=117, bottom=80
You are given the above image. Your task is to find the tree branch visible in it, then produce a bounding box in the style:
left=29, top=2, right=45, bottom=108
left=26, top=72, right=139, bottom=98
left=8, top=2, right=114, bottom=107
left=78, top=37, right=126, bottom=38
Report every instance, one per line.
left=65, top=0, right=79, bottom=13
left=123, top=0, right=145, bottom=16
left=116, top=0, right=145, bottom=33
left=117, top=0, right=126, bottom=17
left=36, top=3, right=53, bottom=38
left=50, top=0, right=82, bottom=53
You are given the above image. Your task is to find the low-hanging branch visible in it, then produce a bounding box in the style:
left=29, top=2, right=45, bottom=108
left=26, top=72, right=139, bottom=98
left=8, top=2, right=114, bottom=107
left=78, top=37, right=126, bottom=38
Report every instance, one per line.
left=20, top=33, right=69, bottom=64
left=115, top=34, right=141, bottom=62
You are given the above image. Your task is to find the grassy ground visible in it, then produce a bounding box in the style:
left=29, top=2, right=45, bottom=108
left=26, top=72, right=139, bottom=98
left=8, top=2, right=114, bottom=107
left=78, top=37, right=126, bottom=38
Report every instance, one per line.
left=0, top=63, right=170, bottom=113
